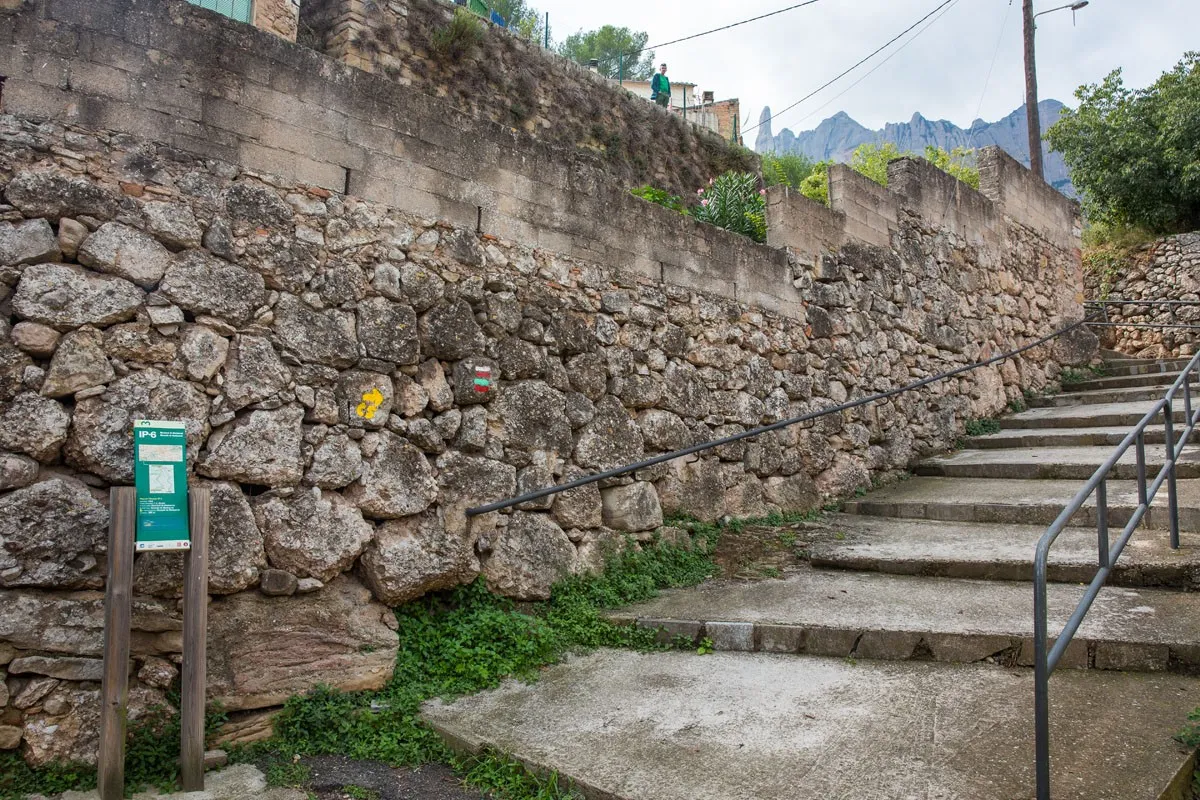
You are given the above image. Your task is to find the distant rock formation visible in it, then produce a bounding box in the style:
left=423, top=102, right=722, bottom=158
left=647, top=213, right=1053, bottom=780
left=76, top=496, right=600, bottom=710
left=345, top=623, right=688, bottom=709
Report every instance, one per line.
left=755, top=100, right=1074, bottom=195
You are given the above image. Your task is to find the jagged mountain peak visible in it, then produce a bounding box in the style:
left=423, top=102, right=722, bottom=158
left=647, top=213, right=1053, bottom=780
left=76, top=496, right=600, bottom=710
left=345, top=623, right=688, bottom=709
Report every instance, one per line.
left=756, top=101, right=1075, bottom=195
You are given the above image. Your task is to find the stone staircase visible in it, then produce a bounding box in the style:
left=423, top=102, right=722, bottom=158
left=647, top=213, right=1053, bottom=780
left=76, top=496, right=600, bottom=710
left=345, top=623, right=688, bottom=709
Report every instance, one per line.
left=422, top=354, right=1200, bottom=800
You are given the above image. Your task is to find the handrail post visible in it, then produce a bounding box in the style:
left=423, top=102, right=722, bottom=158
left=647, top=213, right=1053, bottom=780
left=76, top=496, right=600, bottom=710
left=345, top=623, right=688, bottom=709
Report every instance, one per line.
left=1034, top=557, right=1052, bottom=800
left=1096, top=479, right=1109, bottom=568
left=1164, top=397, right=1181, bottom=549
left=1136, top=430, right=1148, bottom=507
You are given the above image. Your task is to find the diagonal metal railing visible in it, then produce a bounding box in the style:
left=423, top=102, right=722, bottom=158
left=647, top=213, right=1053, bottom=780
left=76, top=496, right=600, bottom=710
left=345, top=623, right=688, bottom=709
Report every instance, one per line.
left=467, top=316, right=1095, bottom=516
left=1033, top=349, right=1200, bottom=800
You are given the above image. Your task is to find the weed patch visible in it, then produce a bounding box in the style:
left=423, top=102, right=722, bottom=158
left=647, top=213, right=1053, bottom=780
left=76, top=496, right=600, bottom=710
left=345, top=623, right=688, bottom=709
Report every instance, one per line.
left=964, top=418, right=1002, bottom=437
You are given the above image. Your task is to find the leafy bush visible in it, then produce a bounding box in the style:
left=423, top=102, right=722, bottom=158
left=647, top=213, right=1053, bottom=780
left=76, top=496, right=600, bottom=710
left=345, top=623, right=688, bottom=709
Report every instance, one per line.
left=693, top=172, right=768, bottom=243
left=762, top=152, right=817, bottom=191
left=1047, top=52, right=1200, bottom=235
left=922, top=145, right=980, bottom=189
left=799, top=161, right=833, bottom=206
left=431, top=8, right=484, bottom=61
left=631, top=185, right=687, bottom=214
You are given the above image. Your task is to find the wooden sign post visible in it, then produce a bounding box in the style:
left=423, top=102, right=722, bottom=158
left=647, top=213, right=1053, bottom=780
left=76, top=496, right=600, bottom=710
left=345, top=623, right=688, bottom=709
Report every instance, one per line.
left=97, top=487, right=210, bottom=800
left=180, top=489, right=210, bottom=791
left=98, top=487, right=135, bottom=800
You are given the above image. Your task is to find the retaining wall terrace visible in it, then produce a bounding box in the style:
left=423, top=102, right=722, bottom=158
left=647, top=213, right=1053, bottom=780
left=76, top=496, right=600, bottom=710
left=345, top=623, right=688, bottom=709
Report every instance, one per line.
left=1085, top=232, right=1200, bottom=358
left=0, top=0, right=1092, bottom=766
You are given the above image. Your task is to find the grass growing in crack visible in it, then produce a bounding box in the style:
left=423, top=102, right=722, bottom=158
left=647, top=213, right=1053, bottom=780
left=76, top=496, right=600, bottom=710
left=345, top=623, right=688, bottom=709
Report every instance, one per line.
left=233, top=524, right=723, bottom=800
left=964, top=418, right=1002, bottom=437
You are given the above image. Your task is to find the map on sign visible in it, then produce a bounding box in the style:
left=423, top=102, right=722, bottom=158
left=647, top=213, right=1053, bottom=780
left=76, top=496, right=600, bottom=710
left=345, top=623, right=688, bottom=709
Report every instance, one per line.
left=133, top=420, right=191, bottom=552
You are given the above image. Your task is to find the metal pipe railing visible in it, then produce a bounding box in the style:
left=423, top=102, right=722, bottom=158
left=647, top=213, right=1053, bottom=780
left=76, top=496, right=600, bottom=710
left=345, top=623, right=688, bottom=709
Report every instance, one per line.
left=467, top=316, right=1096, bottom=517
left=1033, top=350, right=1200, bottom=800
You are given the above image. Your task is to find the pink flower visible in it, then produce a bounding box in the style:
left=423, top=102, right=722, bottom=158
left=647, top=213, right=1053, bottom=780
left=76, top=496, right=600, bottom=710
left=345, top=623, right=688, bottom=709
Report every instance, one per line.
left=697, top=188, right=704, bottom=195
left=709, top=178, right=714, bottom=185
left=701, top=198, right=710, bottom=207
left=759, top=189, right=767, bottom=196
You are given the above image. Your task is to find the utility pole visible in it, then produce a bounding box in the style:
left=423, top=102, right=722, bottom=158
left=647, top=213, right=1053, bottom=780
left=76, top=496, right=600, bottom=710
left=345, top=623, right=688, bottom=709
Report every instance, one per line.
left=1023, top=0, right=1044, bottom=180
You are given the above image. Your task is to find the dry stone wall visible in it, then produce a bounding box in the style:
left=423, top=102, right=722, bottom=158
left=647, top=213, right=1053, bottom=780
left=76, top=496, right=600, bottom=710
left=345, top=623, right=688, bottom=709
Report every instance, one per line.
left=1085, top=232, right=1200, bottom=358
left=0, top=0, right=1090, bottom=767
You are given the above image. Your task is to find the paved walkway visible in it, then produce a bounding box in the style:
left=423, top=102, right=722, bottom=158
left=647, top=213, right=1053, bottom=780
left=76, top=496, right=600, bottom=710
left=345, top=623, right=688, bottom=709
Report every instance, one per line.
left=423, top=355, right=1200, bottom=800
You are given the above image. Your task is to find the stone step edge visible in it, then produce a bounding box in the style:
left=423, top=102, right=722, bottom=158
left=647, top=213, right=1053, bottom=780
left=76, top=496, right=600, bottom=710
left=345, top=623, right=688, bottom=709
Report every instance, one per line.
left=843, top=496, right=1198, bottom=531
left=606, top=615, right=1194, bottom=673
left=807, top=551, right=1200, bottom=590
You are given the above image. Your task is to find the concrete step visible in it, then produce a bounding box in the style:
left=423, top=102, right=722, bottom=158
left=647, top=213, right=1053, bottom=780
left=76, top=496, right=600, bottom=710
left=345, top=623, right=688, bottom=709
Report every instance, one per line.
left=967, top=425, right=1169, bottom=449
left=1064, top=369, right=1192, bottom=392
left=844, top=476, right=1200, bottom=532
left=1030, top=383, right=1200, bottom=408
left=422, top=650, right=1200, bottom=800
left=808, top=514, right=1200, bottom=588
left=608, top=567, right=1200, bottom=673
left=1095, top=356, right=1192, bottom=375
left=915, top=444, right=1200, bottom=480
left=1002, top=400, right=1187, bottom=430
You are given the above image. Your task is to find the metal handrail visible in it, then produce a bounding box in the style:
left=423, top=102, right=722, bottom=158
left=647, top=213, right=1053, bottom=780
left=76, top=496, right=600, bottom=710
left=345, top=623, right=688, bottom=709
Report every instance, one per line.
left=467, top=315, right=1096, bottom=517
left=1033, top=350, right=1200, bottom=800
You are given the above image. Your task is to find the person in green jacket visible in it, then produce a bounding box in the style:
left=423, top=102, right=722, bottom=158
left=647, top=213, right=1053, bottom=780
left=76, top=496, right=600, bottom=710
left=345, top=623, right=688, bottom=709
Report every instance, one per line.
left=650, top=64, right=671, bottom=108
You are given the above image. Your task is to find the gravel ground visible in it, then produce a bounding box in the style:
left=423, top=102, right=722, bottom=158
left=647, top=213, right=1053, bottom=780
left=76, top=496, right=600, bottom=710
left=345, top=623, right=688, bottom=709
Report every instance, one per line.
left=303, top=755, right=488, bottom=800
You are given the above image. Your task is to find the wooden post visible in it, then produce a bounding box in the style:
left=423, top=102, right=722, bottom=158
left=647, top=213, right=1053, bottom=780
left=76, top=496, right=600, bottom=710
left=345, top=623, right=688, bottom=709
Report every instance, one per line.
left=180, top=488, right=211, bottom=791
left=98, top=488, right=136, bottom=800
left=1023, top=0, right=1044, bottom=179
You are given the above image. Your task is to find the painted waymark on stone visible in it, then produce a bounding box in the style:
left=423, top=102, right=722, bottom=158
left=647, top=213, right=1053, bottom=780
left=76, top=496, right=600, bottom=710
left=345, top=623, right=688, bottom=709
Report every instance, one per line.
left=356, top=388, right=385, bottom=420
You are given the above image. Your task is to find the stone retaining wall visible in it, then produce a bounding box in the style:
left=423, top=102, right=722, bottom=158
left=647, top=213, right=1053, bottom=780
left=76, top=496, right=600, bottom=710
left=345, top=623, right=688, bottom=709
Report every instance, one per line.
left=0, top=0, right=1091, bottom=767
left=1086, top=232, right=1200, bottom=358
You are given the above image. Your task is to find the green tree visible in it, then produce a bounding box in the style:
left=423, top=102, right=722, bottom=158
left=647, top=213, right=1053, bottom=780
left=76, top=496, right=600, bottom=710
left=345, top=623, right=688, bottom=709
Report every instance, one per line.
left=1047, top=52, right=1200, bottom=234
left=488, top=0, right=544, bottom=43
left=761, top=152, right=817, bottom=191
left=922, top=145, right=980, bottom=189
left=850, top=142, right=904, bottom=186
left=558, top=26, right=654, bottom=81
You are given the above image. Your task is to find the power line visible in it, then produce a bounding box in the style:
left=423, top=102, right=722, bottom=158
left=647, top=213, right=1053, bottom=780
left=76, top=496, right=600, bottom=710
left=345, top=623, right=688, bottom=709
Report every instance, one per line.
left=596, top=0, right=828, bottom=66
left=780, top=0, right=965, bottom=134
left=745, top=0, right=960, bottom=136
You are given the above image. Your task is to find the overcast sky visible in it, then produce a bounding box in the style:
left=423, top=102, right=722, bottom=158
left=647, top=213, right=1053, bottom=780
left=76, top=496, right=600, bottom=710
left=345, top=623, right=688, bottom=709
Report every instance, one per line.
left=534, top=0, right=1198, bottom=145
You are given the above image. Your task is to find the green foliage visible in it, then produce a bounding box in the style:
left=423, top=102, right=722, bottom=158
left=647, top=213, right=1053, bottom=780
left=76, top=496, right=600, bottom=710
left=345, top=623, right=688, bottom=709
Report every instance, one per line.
left=488, top=0, right=544, bottom=43
left=1175, top=708, right=1200, bottom=748
left=263, top=755, right=312, bottom=788
left=455, top=752, right=577, bottom=800
left=557, top=26, right=653, bottom=80
left=431, top=8, right=485, bottom=61
left=761, top=152, right=817, bottom=191
left=236, top=528, right=720, bottom=799
left=1058, top=367, right=1094, bottom=385
left=631, top=185, right=687, bottom=214
left=922, top=145, right=980, bottom=189
left=964, top=418, right=1001, bottom=437
left=695, top=637, right=714, bottom=656
left=1, top=693, right=227, bottom=800
left=1046, top=52, right=1200, bottom=234
left=343, top=784, right=380, bottom=800
left=851, top=143, right=904, bottom=187
left=799, top=161, right=833, bottom=206
left=693, top=172, right=768, bottom=243
left=1007, top=397, right=1028, bottom=414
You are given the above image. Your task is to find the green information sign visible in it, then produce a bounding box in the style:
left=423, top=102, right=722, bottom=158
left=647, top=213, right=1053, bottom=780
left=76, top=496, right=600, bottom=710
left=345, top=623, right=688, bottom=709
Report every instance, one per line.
left=133, top=420, right=191, bottom=552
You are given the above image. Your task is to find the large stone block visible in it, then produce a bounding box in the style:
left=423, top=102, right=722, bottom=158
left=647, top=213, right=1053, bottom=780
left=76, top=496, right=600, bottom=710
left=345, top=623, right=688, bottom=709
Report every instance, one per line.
left=254, top=487, right=374, bottom=582
left=493, top=380, right=572, bottom=452
left=199, top=406, right=305, bottom=487
left=0, top=478, right=107, bottom=589
left=482, top=512, right=575, bottom=600
left=601, top=481, right=663, bottom=532
left=66, top=369, right=210, bottom=483
left=360, top=508, right=478, bottom=606
left=346, top=432, right=438, bottom=519
left=159, top=250, right=267, bottom=326
left=77, top=222, right=171, bottom=287
left=13, top=263, right=145, bottom=331
left=207, top=575, right=398, bottom=711
left=4, top=170, right=121, bottom=222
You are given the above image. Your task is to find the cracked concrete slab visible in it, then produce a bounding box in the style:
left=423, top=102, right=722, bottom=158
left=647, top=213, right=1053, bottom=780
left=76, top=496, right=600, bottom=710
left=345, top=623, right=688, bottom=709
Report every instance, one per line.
left=422, top=650, right=1200, bottom=800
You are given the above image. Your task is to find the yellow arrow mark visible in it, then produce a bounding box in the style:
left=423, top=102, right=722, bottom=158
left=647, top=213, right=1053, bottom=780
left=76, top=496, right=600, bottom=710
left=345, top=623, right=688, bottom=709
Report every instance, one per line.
left=356, top=388, right=385, bottom=420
